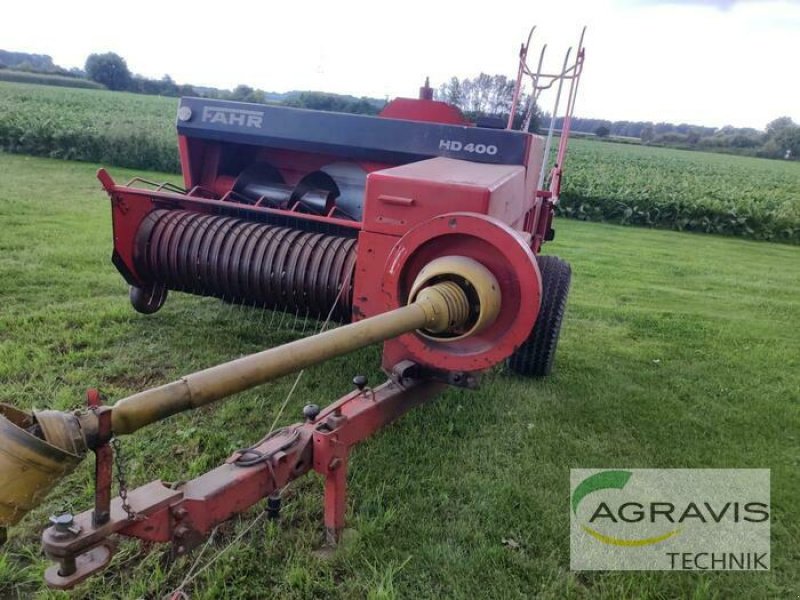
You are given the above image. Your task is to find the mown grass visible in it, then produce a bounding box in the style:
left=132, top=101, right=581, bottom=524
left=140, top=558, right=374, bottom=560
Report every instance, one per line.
left=1, top=81, right=799, bottom=242
left=0, top=153, right=799, bottom=599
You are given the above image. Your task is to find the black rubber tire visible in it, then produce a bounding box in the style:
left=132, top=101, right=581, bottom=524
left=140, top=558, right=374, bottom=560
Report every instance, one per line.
left=129, top=284, right=168, bottom=315
left=507, top=255, right=571, bottom=377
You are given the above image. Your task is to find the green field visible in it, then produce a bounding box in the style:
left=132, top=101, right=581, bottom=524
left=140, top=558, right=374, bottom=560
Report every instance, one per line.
left=1, top=153, right=798, bottom=598
left=559, top=141, right=800, bottom=242
left=0, top=82, right=178, bottom=172
left=0, top=70, right=105, bottom=90
left=1, top=81, right=798, bottom=242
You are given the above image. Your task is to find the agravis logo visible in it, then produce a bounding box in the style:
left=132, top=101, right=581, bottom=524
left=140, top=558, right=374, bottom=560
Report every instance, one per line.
left=570, top=469, right=770, bottom=571
left=572, top=470, right=681, bottom=546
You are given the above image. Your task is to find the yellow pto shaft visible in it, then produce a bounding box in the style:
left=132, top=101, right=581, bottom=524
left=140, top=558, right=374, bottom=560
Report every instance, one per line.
left=0, top=256, right=500, bottom=530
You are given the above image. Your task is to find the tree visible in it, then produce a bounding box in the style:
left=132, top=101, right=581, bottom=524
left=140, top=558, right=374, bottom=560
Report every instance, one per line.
left=775, top=127, right=800, bottom=159
left=230, top=85, right=264, bottom=103
left=85, top=52, right=131, bottom=90
left=766, top=116, right=796, bottom=135
left=439, top=77, right=463, bottom=107
left=594, top=125, right=610, bottom=138
left=284, top=92, right=381, bottom=115
left=435, top=73, right=539, bottom=131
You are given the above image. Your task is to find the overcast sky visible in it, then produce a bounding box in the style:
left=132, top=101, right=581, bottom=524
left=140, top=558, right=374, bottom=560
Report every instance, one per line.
left=2, top=0, right=798, bottom=129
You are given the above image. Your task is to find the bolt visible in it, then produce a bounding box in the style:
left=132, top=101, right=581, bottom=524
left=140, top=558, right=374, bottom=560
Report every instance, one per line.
left=174, top=525, right=190, bottom=539
left=58, top=556, right=78, bottom=577
left=50, top=513, right=74, bottom=530
left=177, top=106, right=193, bottom=122
left=303, top=404, right=321, bottom=422
left=266, top=494, right=281, bottom=521
left=352, top=374, right=368, bottom=391
left=48, top=513, right=80, bottom=540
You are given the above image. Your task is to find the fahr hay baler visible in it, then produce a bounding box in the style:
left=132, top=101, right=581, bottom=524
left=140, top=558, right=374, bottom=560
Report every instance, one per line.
left=0, top=28, right=584, bottom=590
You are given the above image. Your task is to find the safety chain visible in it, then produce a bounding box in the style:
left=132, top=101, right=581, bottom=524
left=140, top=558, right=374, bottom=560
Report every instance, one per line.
left=111, top=437, right=140, bottom=521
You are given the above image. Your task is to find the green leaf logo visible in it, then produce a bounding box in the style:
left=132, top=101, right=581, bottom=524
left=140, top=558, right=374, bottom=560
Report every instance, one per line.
left=572, top=470, right=680, bottom=547
left=572, top=470, right=632, bottom=515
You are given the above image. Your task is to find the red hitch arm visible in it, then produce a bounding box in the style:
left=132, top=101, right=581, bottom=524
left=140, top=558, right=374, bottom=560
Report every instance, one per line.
left=42, top=373, right=444, bottom=589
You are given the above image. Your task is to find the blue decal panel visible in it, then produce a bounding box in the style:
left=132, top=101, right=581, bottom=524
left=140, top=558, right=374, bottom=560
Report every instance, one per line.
left=176, top=97, right=528, bottom=166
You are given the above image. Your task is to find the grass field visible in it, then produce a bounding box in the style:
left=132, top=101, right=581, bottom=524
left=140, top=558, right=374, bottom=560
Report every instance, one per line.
left=1, top=81, right=799, bottom=243
left=0, top=70, right=105, bottom=90
left=1, top=153, right=798, bottom=598
left=559, top=140, right=800, bottom=242
left=0, top=82, right=178, bottom=172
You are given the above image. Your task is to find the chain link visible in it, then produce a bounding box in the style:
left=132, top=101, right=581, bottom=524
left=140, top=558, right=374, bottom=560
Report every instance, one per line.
left=111, top=437, right=139, bottom=521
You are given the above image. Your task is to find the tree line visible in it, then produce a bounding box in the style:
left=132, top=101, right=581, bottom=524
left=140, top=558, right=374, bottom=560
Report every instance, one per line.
left=436, top=74, right=798, bottom=160
left=436, top=74, right=540, bottom=131
left=81, top=52, right=382, bottom=113
left=561, top=115, right=800, bottom=160
left=4, top=49, right=798, bottom=160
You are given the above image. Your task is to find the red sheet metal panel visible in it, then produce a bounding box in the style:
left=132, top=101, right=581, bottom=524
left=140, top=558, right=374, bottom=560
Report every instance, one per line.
left=362, top=157, right=527, bottom=237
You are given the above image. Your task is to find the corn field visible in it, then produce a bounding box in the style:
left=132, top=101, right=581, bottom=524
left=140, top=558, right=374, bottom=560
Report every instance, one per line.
left=1, top=81, right=798, bottom=242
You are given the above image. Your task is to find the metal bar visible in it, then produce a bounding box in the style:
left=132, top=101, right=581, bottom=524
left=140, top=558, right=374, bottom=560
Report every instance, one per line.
left=110, top=284, right=463, bottom=435
left=100, top=174, right=363, bottom=232
left=86, top=390, right=113, bottom=528
left=323, top=456, right=348, bottom=544
left=521, top=44, right=548, bottom=132
left=537, top=47, right=573, bottom=192
left=507, top=26, right=535, bottom=129
left=92, top=423, right=112, bottom=527
left=42, top=377, right=443, bottom=589
left=555, top=46, right=586, bottom=179
left=122, top=176, right=186, bottom=194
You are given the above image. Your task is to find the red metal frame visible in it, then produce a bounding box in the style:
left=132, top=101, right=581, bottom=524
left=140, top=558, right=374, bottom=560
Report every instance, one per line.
left=379, top=212, right=541, bottom=373
left=42, top=375, right=444, bottom=589
left=86, top=390, right=113, bottom=528
left=105, top=91, right=560, bottom=291
left=36, top=29, right=589, bottom=592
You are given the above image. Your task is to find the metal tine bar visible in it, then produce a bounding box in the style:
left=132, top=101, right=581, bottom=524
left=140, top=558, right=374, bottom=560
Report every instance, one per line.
left=524, top=32, right=583, bottom=87
left=521, top=45, right=546, bottom=120
left=536, top=45, right=573, bottom=190
left=524, top=37, right=582, bottom=80
left=522, top=44, right=549, bottom=132
left=524, top=44, right=548, bottom=106
left=526, top=60, right=581, bottom=80
left=530, top=69, right=580, bottom=80
left=155, top=182, right=185, bottom=194
left=186, top=185, right=218, bottom=199
left=510, top=26, right=586, bottom=133
left=511, top=26, right=587, bottom=136
left=524, top=71, right=578, bottom=91
left=553, top=28, right=587, bottom=194
left=522, top=42, right=547, bottom=79
left=558, top=31, right=586, bottom=146
left=532, top=75, right=578, bottom=94
left=123, top=177, right=186, bottom=194
left=507, top=26, right=535, bottom=129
